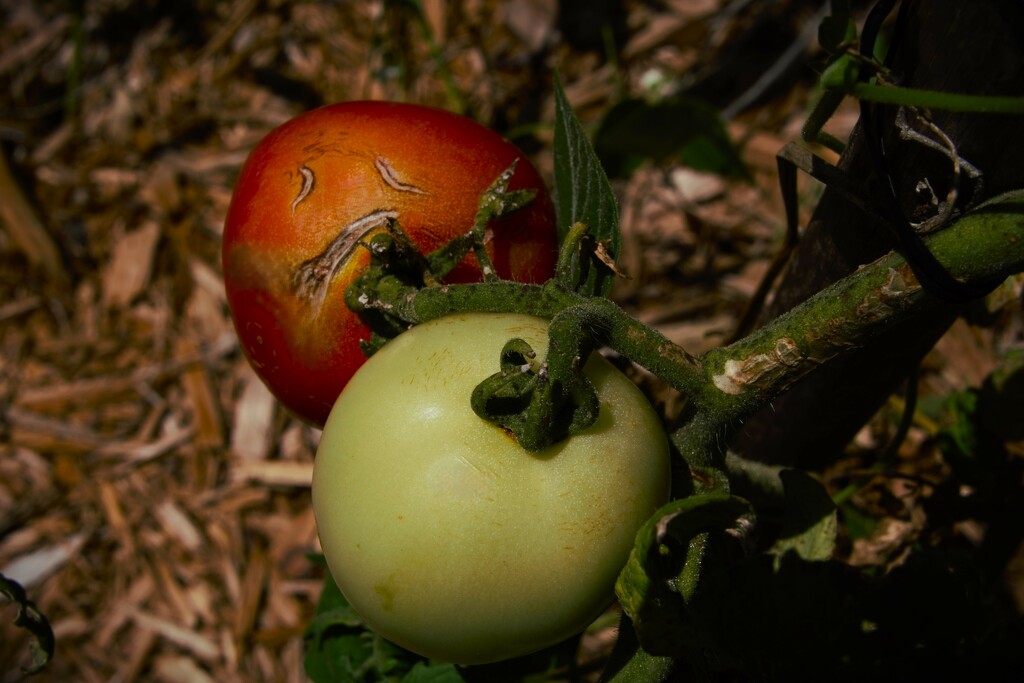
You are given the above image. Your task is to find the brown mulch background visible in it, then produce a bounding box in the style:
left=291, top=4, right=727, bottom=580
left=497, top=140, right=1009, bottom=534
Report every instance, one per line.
left=1, top=1, right=1021, bottom=681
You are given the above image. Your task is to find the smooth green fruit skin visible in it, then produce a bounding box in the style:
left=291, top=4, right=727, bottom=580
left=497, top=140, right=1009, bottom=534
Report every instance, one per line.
left=312, top=313, right=671, bottom=665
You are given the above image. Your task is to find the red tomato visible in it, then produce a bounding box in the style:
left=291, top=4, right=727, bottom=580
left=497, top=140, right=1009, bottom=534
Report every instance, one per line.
left=222, top=101, right=558, bottom=426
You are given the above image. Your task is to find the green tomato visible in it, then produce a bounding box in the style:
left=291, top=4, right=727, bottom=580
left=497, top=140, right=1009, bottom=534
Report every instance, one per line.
left=311, top=313, right=671, bottom=665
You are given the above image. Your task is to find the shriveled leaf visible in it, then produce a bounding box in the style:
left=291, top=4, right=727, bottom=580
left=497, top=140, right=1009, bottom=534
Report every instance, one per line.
left=0, top=572, right=55, bottom=675
left=615, top=493, right=754, bottom=655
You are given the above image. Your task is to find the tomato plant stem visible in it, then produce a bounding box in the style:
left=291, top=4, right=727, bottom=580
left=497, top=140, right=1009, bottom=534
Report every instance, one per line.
left=353, top=191, right=1024, bottom=462
left=698, top=190, right=1024, bottom=435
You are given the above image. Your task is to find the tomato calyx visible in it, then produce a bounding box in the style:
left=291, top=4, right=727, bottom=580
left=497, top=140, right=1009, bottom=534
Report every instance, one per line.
left=430, top=158, right=539, bottom=283
left=469, top=336, right=598, bottom=451
left=470, top=308, right=605, bottom=452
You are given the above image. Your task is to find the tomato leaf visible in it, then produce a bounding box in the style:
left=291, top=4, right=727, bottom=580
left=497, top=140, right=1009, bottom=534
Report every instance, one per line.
left=592, top=97, right=749, bottom=180
left=817, top=0, right=855, bottom=54
left=401, top=662, right=465, bottom=683
left=304, top=563, right=434, bottom=683
left=0, top=572, right=54, bottom=675
left=768, top=469, right=838, bottom=565
left=936, top=347, right=1024, bottom=483
left=552, top=73, right=621, bottom=298
left=302, top=573, right=370, bottom=683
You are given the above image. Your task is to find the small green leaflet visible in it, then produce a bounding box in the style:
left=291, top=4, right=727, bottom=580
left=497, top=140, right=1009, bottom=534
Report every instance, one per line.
left=302, top=558, right=466, bottom=683
left=552, top=72, right=622, bottom=298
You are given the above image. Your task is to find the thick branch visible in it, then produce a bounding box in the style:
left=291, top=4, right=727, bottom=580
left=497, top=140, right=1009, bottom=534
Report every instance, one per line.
left=698, top=191, right=1024, bottom=433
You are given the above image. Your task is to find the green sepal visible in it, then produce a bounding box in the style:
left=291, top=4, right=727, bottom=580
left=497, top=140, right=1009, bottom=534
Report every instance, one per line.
left=428, top=160, right=539, bottom=282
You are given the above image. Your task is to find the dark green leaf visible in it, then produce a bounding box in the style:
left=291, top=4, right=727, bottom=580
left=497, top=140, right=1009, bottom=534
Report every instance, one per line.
left=769, top=469, right=837, bottom=564
left=303, top=575, right=371, bottom=683
left=937, top=348, right=1023, bottom=482
left=936, top=388, right=993, bottom=481
left=944, top=389, right=980, bottom=456
left=304, top=572, right=420, bottom=683
left=592, top=97, right=749, bottom=180
left=552, top=73, right=621, bottom=297
left=817, top=0, right=855, bottom=54
left=401, top=662, right=465, bottom=683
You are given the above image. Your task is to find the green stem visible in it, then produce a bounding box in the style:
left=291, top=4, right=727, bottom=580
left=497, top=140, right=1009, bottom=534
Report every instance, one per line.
left=403, top=281, right=570, bottom=322
left=844, top=82, right=1024, bottom=113
left=669, top=409, right=730, bottom=494
left=601, top=625, right=676, bottom=683
left=555, top=221, right=589, bottom=285
left=405, top=280, right=707, bottom=396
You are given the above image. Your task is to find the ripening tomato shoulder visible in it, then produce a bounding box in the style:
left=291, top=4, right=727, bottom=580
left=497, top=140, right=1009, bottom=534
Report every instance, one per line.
left=222, top=101, right=559, bottom=426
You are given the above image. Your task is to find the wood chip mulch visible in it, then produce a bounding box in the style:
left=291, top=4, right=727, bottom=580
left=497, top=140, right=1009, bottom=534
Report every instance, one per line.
left=1, top=1, right=1020, bottom=681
